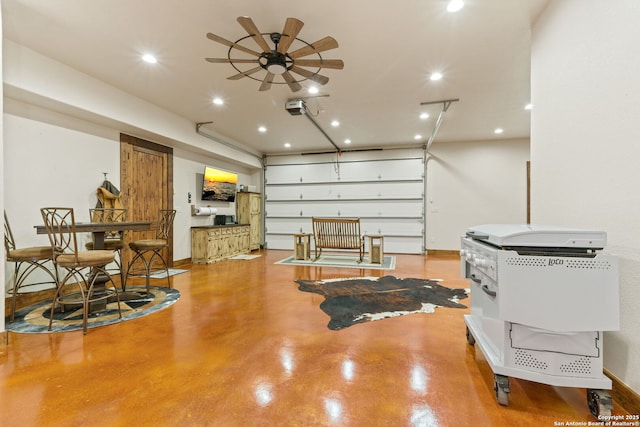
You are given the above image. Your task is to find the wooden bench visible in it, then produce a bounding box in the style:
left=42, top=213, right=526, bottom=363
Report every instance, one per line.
left=312, top=217, right=365, bottom=262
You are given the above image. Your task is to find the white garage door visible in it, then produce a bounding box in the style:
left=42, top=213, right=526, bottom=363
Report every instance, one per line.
left=264, top=150, right=425, bottom=254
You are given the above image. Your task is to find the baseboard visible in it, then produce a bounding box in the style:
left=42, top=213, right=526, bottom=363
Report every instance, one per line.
left=427, top=249, right=460, bottom=256
left=0, top=331, right=8, bottom=351
left=606, top=369, right=640, bottom=415
left=173, top=258, right=191, bottom=267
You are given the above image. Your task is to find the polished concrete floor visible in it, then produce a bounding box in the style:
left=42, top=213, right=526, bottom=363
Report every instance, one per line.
left=1, top=251, right=628, bottom=426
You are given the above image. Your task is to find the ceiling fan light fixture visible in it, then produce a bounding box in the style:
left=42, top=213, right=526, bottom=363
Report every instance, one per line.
left=259, top=51, right=288, bottom=75
left=267, top=63, right=287, bottom=75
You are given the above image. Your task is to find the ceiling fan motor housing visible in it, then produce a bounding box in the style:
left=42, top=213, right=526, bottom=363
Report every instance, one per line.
left=260, top=50, right=289, bottom=75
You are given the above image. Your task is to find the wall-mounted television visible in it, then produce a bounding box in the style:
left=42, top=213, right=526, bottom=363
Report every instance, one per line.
left=201, top=166, right=238, bottom=202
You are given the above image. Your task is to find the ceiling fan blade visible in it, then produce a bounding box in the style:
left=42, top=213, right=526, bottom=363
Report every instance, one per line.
left=293, top=59, right=344, bottom=70
left=259, top=73, right=275, bottom=91
left=290, top=66, right=330, bottom=85
left=206, top=58, right=259, bottom=64
left=277, top=18, right=304, bottom=54
left=288, top=36, right=339, bottom=59
left=227, top=66, right=263, bottom=80
left=282, top=72, right=302, bottom=92
left=237, top=17, right=272, bottom=52
left=206, top=33, right=261, bottom=57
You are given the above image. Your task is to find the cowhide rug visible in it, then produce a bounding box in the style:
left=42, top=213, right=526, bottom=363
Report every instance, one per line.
left=296, top=275, right=468, bottom=330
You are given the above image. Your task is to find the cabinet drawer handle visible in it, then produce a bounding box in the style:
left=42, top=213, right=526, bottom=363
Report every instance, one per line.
left=470, top=274, right=482, bottom=283
left=482, top=285, right=497, bottom=297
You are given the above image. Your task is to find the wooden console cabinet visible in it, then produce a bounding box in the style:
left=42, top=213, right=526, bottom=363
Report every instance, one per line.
left=236, top=192, right=262, bottom=250
left=191, top=225, right=250, bottom=264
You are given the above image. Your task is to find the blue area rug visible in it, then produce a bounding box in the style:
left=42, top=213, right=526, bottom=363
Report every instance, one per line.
left=6, top=286, right=180, bottom=334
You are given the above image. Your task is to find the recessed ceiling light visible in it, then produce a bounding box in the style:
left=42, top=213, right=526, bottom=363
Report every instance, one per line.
left=308, top=86, right=319, bottom=94
left=414, top=134, right=422, bottom=140
left=430, top=72, right=443, bottom=81
left=525, top=103, right=532, bottom=110
left=258, top=126, right=267, bottom=133
left=447, top=0, right=465, bottom=13
left=212, top=97, right=224, bottom=105
left=420, top=112, right=429, bottom=120
left=494, top=128, right=504, bottom=134
left=344, top=139, right=351, bottom=144
left=331, top=120, right=340, bottom=127
left=142, top=54, right=157, bottom=64
left=284, top=143, right=291, bottom=148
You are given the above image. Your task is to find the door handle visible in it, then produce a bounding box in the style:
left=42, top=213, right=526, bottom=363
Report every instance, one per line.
left=482, top=284, right=497, bottom=297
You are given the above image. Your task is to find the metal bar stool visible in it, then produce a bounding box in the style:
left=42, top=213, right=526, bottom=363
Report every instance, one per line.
left=40, top=207, right=122, bottom=334
left=124, top=209, right=176, bottom=293
left=4, top=210, right=59, bottom=322
left=86, top=208, right=128, bottom=288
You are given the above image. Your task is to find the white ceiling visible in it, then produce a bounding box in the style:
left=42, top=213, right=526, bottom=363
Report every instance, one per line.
left=2, top=0, right=549, bottom=155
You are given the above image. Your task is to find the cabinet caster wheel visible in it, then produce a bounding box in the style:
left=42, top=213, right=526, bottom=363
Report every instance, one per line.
left=466, top=327, right=476, bottom=345
left=494, top=374, right=510, bottom=406
left=587, top=389, right=612, bottom=418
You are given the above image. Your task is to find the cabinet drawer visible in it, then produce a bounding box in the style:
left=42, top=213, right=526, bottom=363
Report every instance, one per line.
left=510, top=323, right=599, bottom=357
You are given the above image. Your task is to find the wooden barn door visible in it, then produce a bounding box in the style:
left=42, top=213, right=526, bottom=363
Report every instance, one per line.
left=120, top=134, right=174, bottom=270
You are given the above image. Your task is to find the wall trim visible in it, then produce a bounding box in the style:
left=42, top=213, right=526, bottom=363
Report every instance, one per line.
left=1, top=331, right=8, bottom=351
left=427, top=249, right=460, bottom=256
left=173, top=258, right=191, bottom=267
left=606, top=369, right=640, bottom=415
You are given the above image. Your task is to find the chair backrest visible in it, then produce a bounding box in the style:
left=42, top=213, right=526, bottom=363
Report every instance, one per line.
left=156, top=209, right=177, bottom=240
left=4, top=210, right=17, bottom=253
left=312, top=217, right=362, bottom=248
left=89, top=208, right=127, bottom=239
left=40, top=207, right=80, bottom=263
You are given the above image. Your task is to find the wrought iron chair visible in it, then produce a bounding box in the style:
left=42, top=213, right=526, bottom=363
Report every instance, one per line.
left=40, top=207, right=122, bottom=334
left=124, top=209, right=176, bottom=293
left=4, top=210, right=59, bottom=322
left=86, top=208, right=128, bottom=287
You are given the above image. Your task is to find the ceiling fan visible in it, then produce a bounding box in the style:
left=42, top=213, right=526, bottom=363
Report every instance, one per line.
left=205, top=17, right=344, bottom=92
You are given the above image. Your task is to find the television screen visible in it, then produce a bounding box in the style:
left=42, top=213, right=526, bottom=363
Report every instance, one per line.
left=202, top=166, right=237, bottom=202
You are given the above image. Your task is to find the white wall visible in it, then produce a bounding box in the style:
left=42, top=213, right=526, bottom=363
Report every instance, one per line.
left=426, top=138, right=530, bottom=249
left=532, top=0, right=640, bottom=394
